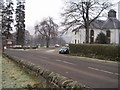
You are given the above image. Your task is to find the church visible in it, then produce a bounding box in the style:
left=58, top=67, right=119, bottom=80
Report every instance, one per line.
left=71, top=9, right=120, bottom=44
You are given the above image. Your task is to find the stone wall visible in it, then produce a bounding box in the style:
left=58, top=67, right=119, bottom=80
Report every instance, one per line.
left=3, top=53, right=92, bottom=90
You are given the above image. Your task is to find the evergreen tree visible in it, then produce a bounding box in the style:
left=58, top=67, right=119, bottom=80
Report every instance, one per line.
left=15, top=0, right=25, bottom=46
left=2, top=0, right=14, bottom=39
left=96, top=32, right=107, bottom=44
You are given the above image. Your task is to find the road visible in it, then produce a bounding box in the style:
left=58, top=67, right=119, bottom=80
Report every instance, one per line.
left=5, top=48, right=119, bottom=88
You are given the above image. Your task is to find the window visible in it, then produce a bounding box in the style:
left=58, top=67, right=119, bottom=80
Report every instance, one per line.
left=90, top=30, right=94, bottom=43
left=106, top=30, right=110, bottom=44
left=75, top=39, right=76, bottom=44
left=75, top=32, right=77, bottom=35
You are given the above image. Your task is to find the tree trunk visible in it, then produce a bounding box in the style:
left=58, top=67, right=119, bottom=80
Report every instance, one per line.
left=46, top=38, right=50, bottom=48
left=85, top=26, right=89, bottom=43
left=85, top=5, right=89, bottom=44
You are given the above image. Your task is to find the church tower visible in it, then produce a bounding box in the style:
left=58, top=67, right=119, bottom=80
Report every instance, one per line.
left=108, top=9, right=116, bottom=18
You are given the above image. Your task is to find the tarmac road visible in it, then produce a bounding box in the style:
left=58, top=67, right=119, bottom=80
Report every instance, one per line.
left=5, top=48, right=119, bottom=88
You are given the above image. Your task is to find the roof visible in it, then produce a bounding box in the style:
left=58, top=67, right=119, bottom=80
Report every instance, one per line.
left=90, top=20, right=105, bottom=29
left=101, top=17, right=120, bottom=29
left=78, top=17, right=120, bottom=30
left=89, top=16, right=120, bottom=30
left=72, top=20, right=105, bottom=32
left=72, top=9, right=120, bottom=32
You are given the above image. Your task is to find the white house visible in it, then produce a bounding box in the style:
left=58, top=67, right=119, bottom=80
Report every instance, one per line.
left=71, top=9, right=120, bottom=44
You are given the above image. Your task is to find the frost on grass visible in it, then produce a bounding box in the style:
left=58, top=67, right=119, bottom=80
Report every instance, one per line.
left=2, top=57, right=42, bottom=88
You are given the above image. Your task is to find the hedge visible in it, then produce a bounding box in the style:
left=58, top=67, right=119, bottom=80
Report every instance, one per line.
left=69, top=44, right=120, bottom=61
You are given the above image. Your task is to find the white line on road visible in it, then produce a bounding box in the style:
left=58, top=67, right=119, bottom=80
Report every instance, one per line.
left=62, top=61, right=75, bottom=65
left=88, top=67, right=120, bottom=76
left=46, top=50, right=55, bottom=52
left=56, top=59, right=61, bottom=62
left=66, top=72, right=69, bottom=73
left=41, top=56, right=49, bottom=59
left=56, top=59, right=75, bottom=65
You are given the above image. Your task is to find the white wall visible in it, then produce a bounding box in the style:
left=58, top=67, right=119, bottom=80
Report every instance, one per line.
left=71, top=28, right=120, bottom=44
left=71, top=29, right=85, bottom=44
left=110, top=29, right=120, bottom=44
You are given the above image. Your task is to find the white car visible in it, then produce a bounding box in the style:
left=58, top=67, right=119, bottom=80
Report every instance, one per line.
left=55, top=44, right=60, bottom=47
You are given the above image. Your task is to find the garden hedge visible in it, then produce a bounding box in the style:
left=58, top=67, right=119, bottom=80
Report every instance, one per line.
left=69, top=44, right=120, bottom=61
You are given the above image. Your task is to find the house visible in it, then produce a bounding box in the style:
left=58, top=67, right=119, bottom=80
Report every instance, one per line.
left=6, top=39, right=13, bottom=48
left=71, top=9, right=120, bottom=44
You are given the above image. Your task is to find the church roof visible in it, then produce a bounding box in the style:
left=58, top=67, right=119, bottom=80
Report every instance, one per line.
left=90, top=17, right=120, bottom=29
left=90, top=20, right=105, bottom=29
left=101, top=17, right=120, bottom=29
left=72, top=9, right=120, bottom=32
left=92, top=9, right=120, bottom=29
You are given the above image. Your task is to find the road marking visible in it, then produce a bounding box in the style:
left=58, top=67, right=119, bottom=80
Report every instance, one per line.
left=56, top=59, right=61, bottom=62
left=46, top=50, right=55, bottom=52
left=41, top=56, right=49, bottom=59
left=56, top=59, right=75, bottom=65
left=88, top=67, right=120, bottom=76
left=62, top=61, right=75, bottom=65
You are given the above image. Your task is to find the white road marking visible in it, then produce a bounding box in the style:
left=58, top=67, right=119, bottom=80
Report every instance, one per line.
left=56, top=59, right=61, bottom=62
left=56, top=59, right=75, bottom=65
left=46, top=50, right=55, bottom=52
left=62, top=61, right=75, bottom=65
left=88, top=67, right=120, bottom=76
left=41, top=56, right=49, bottom=59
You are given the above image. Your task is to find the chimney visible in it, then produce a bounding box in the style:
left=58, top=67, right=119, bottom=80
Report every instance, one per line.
left=108, top=9, right=116, bottom=18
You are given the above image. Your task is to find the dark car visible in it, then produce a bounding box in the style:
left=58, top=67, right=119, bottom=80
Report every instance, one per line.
left=59, top=47, right=69, bottom=54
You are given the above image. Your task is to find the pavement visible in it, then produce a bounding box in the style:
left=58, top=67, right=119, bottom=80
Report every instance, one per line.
left=5, top=48, right=119, bottom=88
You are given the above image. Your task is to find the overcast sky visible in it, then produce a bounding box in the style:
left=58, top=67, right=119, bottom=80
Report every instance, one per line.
left=25, top=0, right=65, bottom=35
left=13, top=0, right=120, bottom=35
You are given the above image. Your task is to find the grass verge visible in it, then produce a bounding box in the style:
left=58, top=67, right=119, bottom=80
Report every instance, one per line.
left=2, top=57, right=43, bottom=88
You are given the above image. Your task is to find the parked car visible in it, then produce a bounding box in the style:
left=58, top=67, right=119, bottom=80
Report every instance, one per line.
left=59, top=47, right=69, bottom=54
left=55, top=44, right=60, bottom=47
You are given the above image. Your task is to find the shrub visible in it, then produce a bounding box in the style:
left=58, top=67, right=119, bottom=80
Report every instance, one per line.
left=69, top=44, right=120, bottom=61
left=95, top=32, right=107, bottom=44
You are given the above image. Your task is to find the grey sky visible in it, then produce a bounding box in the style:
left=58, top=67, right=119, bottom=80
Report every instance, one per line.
left=25, top=0, right=64, bottom=35
left=14, top=0, right=120, bottom=35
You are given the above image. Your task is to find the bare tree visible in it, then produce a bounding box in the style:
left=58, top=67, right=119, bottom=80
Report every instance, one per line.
left=33, top=34, right=45, bottom=47
left=61, top=0, right=112, bottom=43
left=35, top=17, right=58, bottom=48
